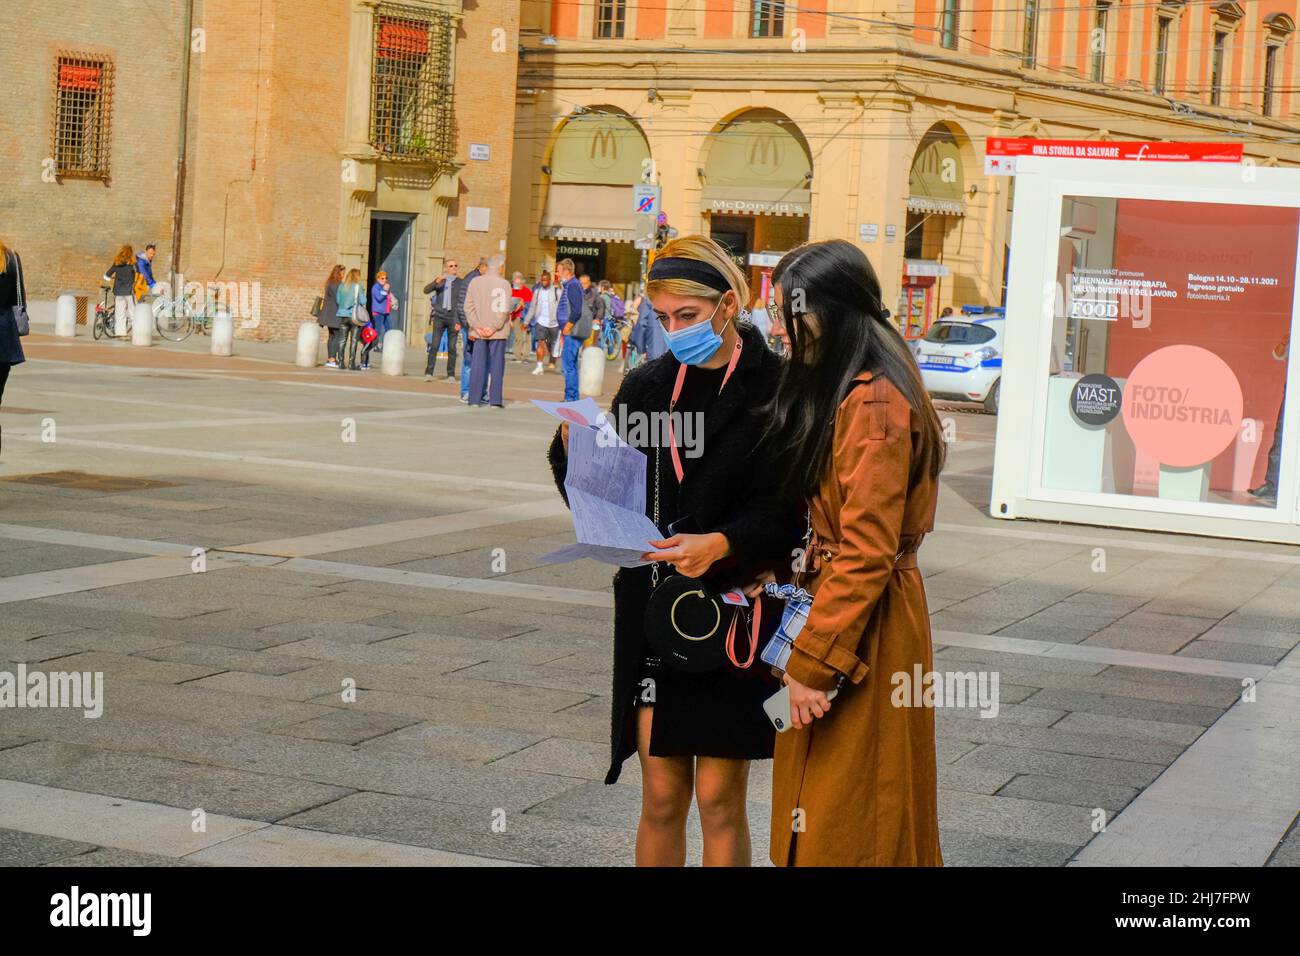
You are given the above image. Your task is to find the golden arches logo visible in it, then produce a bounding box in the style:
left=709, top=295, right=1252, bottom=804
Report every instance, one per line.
left=589, top=126, right=620, bottom=168
left=747, top=134, right=783, bottom=175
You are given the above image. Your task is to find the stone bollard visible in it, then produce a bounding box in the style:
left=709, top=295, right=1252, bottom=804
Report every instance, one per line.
left=295, top=321, right=319, bottom=368
left=380, top=328, right=405, bottom=376
left=131, top=299, right=153, bottom=347
left=210, top=309, right=234, bottom=356
left=579, top=344, right=606, bottom=398
left=55, top=293, right=77, bottom=337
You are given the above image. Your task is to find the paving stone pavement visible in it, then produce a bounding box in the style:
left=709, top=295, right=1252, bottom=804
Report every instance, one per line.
left=0, top=340, right=1296, bottom=866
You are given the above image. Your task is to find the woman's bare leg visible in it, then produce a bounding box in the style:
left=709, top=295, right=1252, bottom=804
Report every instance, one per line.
left=694, top=756, right=752, bottom=867
left=634, top=706, right=693, bottom=866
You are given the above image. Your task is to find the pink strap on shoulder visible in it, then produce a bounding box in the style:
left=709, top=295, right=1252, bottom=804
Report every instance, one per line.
left=667, top=339, right=743, bottom=483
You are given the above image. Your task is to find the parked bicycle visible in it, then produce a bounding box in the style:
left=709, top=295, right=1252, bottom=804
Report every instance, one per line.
left=155, top=285, right=218, bottom=341
left=92, top=285, right=129, bottom=340
left=599, top=316, right=625, bottom=361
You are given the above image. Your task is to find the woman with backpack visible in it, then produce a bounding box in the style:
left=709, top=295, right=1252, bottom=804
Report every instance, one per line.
left=335, top=268, right=366, bottom=371
left=102, top=245, right=137, bottom=338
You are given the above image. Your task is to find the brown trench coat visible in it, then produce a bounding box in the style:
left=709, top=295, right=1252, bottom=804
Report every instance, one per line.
left=769, top=370, right=943, bottom=867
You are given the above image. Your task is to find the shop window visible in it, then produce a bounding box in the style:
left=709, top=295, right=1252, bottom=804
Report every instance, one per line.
left=751, top=0, right=784, bottom=38
left=595, top=0, right=626, bottom=39
left=371, top=3, right=455, bottom=163
left=1040, top=195, right=1294, bottom=510
left=52, top=54, right=113, bottom=180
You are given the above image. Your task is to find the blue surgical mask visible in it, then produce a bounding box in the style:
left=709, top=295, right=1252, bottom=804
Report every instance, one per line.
left=664, top=298, right=731, bottom=366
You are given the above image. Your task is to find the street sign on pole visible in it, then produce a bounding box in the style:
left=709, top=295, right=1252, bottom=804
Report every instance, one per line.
left=633, top=185, right=661, bottom=216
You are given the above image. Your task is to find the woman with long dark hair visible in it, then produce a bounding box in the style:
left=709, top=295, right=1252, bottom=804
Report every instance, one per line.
left=760, top=238, right=946, bottom=867
left=547, top=235, right=802, bottom=866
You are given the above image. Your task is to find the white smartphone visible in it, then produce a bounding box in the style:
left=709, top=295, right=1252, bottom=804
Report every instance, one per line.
left=763, top=683, right=838, bottom=733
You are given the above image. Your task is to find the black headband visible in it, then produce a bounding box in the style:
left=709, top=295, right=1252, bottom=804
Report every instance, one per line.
left=647, top=257, right=732, bottom=294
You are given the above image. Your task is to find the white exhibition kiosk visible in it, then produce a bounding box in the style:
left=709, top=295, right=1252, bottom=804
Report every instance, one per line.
left=991, top=156, right=1300, bottom=545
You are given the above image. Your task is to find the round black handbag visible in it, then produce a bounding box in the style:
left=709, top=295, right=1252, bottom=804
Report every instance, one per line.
left=644, top=575, right=729, bottom=674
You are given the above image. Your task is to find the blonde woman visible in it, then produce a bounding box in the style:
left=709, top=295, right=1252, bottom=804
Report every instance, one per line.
left=546, top=236, right=802, bottom=866
left=0, top=240, right=28, bottom=436
left=103, top=245, right=136, bottom=338
left=335, top=268, right=365, bottom=371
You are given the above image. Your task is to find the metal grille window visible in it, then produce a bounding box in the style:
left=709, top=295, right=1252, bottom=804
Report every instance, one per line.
left=751, top=0, right=784, bottom=38
left=52, top=54, right=113, bottom=179
left=370, top=3, right=455, bottom=163
left=595, top=0, right=626, bottom=39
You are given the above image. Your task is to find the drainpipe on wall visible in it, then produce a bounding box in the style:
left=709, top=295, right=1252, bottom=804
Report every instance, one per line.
left=170, top=0, right=195, bottom=296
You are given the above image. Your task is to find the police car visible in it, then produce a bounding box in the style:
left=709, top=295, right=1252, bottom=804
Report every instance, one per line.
left=911, top=306, right=1005, bottom=414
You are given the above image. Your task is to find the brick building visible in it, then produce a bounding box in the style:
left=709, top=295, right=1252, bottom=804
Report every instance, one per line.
left=0, top=0, right=520, bottom=343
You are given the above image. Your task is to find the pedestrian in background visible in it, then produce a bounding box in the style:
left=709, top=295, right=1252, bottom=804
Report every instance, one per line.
left=0, top=239, right=29, bottom=448
left=555, top=259, right=587, bottom=402
left=528, top=270, right=561, bottom=376
left=637, top=286, right=667, bottom=361
left=465, top=255, right=513, bottom=408
left=336, top=268, right=366, bottom=371
left=135, top=243, right=158, bottom=298
left=760, top=239, right=946, bottom=867
left=579, top=273, right=607, bottom=347
left=508, top=271, right=533, bottom=363
left=458, top=258, right=487, bottom=400
left=319, top=264, right=344, bottom=369
left=370, top=271, right=393, bottom=352
left=423, top=258, right=461, bottom=381
left=1251, top=332, right=1291, bottom=500
left=102, top=245, right=137, bottom=338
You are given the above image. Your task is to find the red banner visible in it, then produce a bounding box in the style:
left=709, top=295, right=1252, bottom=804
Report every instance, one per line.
left=987, top=138, right=1243, bottom=163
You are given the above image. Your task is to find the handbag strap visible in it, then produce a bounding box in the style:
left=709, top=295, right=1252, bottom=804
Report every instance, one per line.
left=12, top=251, right=26, bottom=310
left=724, top=597, right=762, bottom=669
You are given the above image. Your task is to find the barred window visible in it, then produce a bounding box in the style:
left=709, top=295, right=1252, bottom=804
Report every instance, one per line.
left=52, top=54, right=113, bottom=179
left=371, top=3, right=455, bottom=163
left=595, top=0, right=626, bottom=39
left=751, top=0, right=784, bottom=38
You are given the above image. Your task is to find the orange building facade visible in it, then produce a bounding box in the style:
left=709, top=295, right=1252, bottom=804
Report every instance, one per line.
left=511, top=1, right=1300, bottom=337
